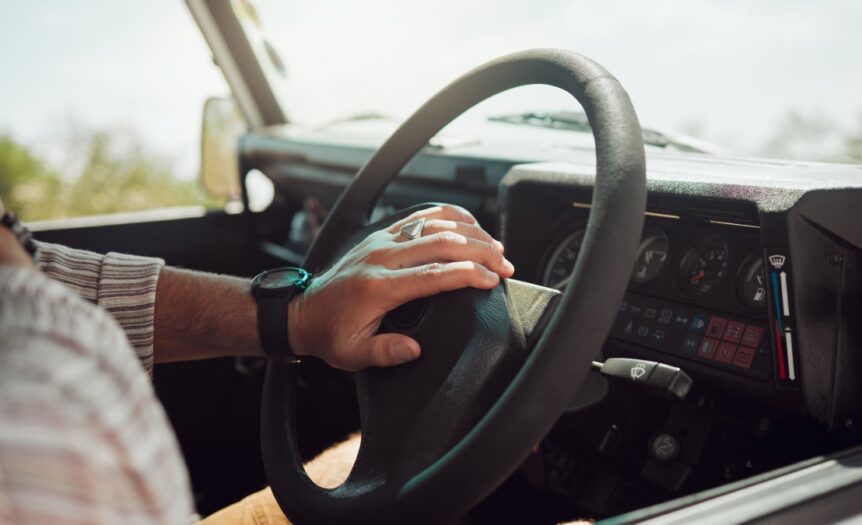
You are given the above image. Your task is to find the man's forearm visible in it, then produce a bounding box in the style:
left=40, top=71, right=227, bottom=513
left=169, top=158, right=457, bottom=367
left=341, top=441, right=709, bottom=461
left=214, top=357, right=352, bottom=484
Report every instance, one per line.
left=154, top=266, right=264, bottom=363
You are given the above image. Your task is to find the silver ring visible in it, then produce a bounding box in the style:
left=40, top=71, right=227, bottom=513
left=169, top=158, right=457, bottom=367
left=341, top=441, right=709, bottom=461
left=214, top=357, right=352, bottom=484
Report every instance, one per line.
left=399, top=218, right=426, bottom=241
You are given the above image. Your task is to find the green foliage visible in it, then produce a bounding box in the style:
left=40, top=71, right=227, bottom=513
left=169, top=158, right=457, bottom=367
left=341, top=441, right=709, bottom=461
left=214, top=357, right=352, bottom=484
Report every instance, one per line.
left=0, top=128, right=220, bottom=222
left=0, top=137, right=61, bottom=219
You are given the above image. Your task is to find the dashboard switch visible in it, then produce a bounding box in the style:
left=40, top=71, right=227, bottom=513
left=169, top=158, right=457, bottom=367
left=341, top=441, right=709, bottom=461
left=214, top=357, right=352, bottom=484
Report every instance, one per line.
left=706, top=316, right=727, bottom=338
left=723, top=320, right=746, bottom=343
left=649, top=433, right=680, bottom=462
left=593, top=358, right=693, bottom=400
left=681, top=333, right=701, bottom=353
left=741, top=325, right=764, bottom=348
left=732, top=347, right=756, bottom=369
left=698, top=337, right=720, bottom=359
left=690, top=314, right=708, bottom=333
left=610, top=293, right=771, bottom=381
left=715, top=342, right=738, bottom=363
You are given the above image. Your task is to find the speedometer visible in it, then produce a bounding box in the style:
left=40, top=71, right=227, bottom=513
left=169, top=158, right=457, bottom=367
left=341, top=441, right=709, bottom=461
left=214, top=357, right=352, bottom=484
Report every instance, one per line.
left=542, top=229, right=586, bottom=290
left=678, top=238, right=730, bottom=297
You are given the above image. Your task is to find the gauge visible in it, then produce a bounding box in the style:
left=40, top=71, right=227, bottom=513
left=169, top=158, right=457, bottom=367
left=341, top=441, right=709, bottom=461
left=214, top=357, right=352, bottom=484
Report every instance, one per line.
left=738, top=254, right=767, bottom=309
left=631, top=229, right=670, bottom=284
left=542, top=229, right=586, bottom=290
left=678, top=238, right=730, bottom=297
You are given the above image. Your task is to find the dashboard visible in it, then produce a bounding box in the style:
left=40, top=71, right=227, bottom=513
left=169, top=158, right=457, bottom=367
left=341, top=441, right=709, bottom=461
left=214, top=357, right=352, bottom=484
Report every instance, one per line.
left=538, top=211, right=772, bottom=382
left=498, top=160, right=862, bottom=431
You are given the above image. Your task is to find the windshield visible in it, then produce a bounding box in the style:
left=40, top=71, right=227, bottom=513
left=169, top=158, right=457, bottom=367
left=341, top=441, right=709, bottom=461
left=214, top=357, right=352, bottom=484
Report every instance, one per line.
left=254, top=0, right=862, bottom=163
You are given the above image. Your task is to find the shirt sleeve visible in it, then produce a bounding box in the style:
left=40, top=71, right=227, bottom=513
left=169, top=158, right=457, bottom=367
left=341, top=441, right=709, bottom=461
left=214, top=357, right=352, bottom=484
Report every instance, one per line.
left=36, top=241, right=165, bottom=374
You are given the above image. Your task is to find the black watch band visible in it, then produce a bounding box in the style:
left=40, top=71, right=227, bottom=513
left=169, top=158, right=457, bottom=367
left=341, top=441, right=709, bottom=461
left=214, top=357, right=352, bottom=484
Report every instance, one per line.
left=251, top=267, right=311, bottom=363
left=257, top=295, right=298, bottom=363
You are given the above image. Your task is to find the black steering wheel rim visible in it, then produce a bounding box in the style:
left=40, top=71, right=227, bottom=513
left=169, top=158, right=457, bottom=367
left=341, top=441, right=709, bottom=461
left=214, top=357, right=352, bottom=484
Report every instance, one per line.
left=262, top=49, right=646, bottom=524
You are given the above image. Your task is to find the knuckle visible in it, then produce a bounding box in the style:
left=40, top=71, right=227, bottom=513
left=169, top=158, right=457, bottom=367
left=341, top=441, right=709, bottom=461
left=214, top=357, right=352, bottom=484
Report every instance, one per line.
left=370, top=229, right=392, bottom=243
left=420, top=219, right=440, bottom=235
left=423, top=219, right=448, bottom=234
left=434, top=230, right=462, bottom=247
left=485, top=239, right=501, bottom=259
left=421, top=262, right=446, bottom=278
left=448, top=204, right=476, bottom=223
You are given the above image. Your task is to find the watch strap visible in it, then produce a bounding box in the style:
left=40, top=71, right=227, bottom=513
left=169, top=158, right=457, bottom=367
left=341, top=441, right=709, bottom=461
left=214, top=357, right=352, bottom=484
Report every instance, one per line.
left=257, top=294, right=300, bottom=363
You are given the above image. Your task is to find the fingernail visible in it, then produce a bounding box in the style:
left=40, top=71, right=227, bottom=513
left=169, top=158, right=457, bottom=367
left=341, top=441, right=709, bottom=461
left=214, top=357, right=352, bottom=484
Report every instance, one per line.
left=503, top=258, right=515, bottom=274
left=392, top=342, right=418, bottom=363
left=495, top=240, right=505, bottom=252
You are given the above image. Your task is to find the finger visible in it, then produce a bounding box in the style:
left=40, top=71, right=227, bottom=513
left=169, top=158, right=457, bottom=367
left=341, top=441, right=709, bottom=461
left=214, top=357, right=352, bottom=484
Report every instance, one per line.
left=356, top=333, right=421, bottom=369
left=388, top=261, right=501, bottom=305
left=401, top=218, right=504, bottom=252
left=388, top=204, right=476, bottom=234
left=390, top=231, right=514, bottom=277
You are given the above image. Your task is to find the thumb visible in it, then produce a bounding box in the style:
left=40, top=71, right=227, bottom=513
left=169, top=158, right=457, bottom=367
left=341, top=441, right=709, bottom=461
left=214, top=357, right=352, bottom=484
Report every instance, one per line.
left=358, top=333, right=421, bottom=368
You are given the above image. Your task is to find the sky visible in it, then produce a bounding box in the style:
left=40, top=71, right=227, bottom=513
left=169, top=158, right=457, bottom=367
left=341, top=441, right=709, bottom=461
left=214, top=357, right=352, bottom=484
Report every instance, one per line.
left=1, top=0, right=861, bottom=180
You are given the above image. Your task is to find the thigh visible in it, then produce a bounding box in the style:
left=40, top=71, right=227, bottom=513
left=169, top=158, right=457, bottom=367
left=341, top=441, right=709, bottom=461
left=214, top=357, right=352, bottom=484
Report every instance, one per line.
left=199, top=433, right=361, bottom=525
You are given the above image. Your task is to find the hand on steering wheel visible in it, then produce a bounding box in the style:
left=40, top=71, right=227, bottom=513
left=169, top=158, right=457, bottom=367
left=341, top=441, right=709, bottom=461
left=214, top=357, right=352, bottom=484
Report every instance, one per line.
left=288, top=204, right=515, bottom=371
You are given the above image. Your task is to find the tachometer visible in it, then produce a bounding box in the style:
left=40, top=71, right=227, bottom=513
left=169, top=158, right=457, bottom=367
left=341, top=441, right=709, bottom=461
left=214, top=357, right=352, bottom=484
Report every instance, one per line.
left=678, top=238, right=729, bottom=297
left=631, top=228, right=670, bottom=284
left=542, top=229, right=586, bottom=290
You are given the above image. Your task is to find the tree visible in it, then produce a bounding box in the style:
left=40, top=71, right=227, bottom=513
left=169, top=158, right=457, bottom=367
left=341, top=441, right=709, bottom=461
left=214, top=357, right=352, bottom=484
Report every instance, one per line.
left=0, top=127, right=219, bottom=222
left=0, top=136, right=62, bottom=219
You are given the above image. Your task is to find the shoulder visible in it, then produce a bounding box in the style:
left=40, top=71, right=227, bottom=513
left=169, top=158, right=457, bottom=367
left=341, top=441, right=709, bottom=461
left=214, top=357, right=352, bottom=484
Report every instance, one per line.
left=0, top=265, right=195, bottom=523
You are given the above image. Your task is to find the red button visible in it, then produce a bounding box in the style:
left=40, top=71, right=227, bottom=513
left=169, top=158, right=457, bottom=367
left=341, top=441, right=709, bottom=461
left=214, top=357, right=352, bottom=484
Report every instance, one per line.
left=723, top=320, right=746, bottom=344
left=732, top=346, right=756, bottom=369
left=741, top=325, right=764, bottom=348
left=706, top=316, right=728, bottom=338
left=715, top=342, right=738, bottom=363
left=698, top=337, right=721, bottom=360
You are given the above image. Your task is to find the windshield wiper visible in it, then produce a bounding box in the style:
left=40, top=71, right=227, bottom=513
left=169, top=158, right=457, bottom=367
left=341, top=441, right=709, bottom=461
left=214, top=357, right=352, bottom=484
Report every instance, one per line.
left=488, top=111, right=708, bottom=153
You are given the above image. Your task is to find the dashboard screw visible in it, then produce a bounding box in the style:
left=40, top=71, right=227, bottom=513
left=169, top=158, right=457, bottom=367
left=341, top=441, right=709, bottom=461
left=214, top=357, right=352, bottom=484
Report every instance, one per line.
left=830, top=252, right=844, bottom=264
left=843, top=417, right=854, bottom=430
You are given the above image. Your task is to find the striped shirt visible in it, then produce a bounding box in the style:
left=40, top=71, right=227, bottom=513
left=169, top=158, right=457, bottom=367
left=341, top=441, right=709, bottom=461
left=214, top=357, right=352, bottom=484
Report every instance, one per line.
left=0, top=243, right=196, bottom=523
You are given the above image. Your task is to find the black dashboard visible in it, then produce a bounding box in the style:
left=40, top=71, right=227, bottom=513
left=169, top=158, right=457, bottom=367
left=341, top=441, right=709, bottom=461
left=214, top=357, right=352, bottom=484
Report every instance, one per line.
left=493, top=162, right=862, bottom=513
left=498, top=160, right=862, bottom=433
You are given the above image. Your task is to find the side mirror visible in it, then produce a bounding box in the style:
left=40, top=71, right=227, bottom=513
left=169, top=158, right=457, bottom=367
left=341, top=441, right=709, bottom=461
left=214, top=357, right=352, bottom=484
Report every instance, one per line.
left=200, top=96, right=246, bottom=200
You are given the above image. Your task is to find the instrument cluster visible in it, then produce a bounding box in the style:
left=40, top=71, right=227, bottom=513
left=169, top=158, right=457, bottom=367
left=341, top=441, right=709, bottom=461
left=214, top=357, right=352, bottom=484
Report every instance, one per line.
left=540, top=222, right=767, bottom=313
left=538, top=217, right=772, bottom=381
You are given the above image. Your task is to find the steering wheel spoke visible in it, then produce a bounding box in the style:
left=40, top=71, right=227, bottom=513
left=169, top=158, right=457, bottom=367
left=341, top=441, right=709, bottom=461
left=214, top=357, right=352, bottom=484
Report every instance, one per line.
left=353, top=281, right=529, bottom=482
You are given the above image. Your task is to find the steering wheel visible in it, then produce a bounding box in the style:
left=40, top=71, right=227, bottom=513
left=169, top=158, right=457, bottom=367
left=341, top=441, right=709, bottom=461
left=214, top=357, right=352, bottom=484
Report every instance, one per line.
left=261, top=49, right=646, bottom=524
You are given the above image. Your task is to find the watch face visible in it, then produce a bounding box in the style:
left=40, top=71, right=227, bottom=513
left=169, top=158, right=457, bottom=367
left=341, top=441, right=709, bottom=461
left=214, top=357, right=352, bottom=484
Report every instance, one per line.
left=258, top=269, right=301, bottom=290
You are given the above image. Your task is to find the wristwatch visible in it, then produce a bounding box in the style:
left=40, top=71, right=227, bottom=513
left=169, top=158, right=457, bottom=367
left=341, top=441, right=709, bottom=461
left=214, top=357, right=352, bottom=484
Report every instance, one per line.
left=0, top=211, right=39, bottom=262
left=251, top=267, right=312, bottom=363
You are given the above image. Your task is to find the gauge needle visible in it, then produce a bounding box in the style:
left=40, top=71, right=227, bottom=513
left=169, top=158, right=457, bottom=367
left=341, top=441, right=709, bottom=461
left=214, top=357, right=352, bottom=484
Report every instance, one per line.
left=691, top=270, right=705, bottom=283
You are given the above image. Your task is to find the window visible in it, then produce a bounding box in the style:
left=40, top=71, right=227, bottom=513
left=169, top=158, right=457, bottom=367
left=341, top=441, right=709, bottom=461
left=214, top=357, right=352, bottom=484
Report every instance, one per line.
left=0, top=0, right=230, bottom=222
left=253, top=0, right=862, bottom=163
